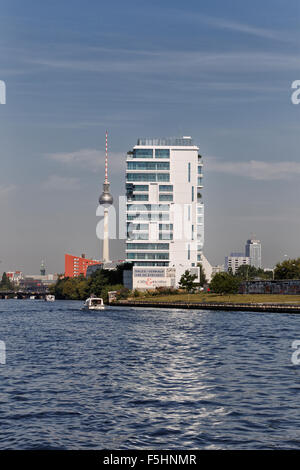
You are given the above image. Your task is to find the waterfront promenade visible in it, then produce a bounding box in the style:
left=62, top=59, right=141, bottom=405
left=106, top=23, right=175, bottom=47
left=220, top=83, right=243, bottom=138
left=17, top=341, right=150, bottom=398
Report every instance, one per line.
left=111, top=299, right=300, bottom=313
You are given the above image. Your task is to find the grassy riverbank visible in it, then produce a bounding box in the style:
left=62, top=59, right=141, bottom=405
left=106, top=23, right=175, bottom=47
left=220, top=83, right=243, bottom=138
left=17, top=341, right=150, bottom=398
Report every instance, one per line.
left=129, top=293, right=300, bottom=304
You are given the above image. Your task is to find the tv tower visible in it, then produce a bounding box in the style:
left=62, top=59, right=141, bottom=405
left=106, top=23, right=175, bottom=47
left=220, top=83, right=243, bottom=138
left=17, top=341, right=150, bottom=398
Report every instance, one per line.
left=99, top=131, right=113, bottom=264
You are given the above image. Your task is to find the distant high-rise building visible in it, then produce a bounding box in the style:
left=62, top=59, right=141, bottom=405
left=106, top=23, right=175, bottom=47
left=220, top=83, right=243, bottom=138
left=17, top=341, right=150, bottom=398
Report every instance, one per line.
left=125, top=136, right=204, bottom=286
left=225, top=254, right=250, bottom=274
left=65, top=254, right=101, bottom=278
left=245, top=239, right=262, bottom=269
left=40, top=260, right=46, bottom=276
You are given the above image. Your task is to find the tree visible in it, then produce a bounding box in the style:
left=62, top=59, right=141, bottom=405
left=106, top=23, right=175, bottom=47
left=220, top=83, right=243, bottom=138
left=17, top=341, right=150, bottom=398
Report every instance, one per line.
left=234, top=264, right=271, bottom=280
left=179, top=270, right=197, bottom=293
left=50, top=264, right=131, bottom=300
left=0, top=272, right=13, bottom=290
left=274, top=258, right=300, bottom=280
left=210, top=272, right=241, bottom=294
left=197, top=263, right=207, bottom=286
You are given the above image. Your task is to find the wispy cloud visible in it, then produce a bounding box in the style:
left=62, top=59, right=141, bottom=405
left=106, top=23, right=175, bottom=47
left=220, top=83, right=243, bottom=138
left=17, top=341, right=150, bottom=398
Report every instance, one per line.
left=162, top=8, right=297, bottom=43
left=193, top=14, right=281, bottom=40
left=43, top=175, right=81, bottom=191
left=47, top=148, right=124, bottom=173
left=28, top=49, right=300, bottom=76
left=206, top=157, right=300, bottom=181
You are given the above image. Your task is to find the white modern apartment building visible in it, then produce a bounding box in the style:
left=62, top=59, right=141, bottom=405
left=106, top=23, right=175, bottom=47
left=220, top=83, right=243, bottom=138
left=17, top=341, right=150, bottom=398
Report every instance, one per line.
left=125, top=137, right=204, bottom=287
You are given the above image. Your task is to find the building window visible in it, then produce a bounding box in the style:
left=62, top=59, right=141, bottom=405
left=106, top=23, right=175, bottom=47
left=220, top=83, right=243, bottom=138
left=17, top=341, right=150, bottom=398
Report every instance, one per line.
left=159, top=224, right=173, bottom=230
left=157, top=173, right=170, bottom=182
left=192, top=186, right=194, bottom=201
left=126, top=243, right=169, bottom=250
left=188, top=244, right=190, bottom=260
left=127, top=173, right=170, bottom=182
left=127, top=173, right=156, bottom=182
left=197, top=177, right=202, bottom=186
left=127, top=213, right=169, bottom=221
left=127, top=252, right=169, bottom=260
left=188, top=162, right=191, bottom=182
left=156, top=162, right=169, bottom=170
left=127, top=223, right=149, bottom=231
left=159, top=185, right=173, bottom=192
left=134, top=262, right=169, bottom=267
left=159, top=232, right=173, bottom=240
left=127, top=162, right=169, bottom=170
left=133, top=149, right=153, bottom=158
left=131, top=194, right=149, bottom=201
left=127, top=204, right=169, bottom=212
left=127, top=233, right=149, bottom=240
left=127, top=162, right=155, bottom=170
left=159, top=194, right=173, bottom=201
left=155, top=149, right=170, bottom=159
left=132, top=185, right=149, bottom=191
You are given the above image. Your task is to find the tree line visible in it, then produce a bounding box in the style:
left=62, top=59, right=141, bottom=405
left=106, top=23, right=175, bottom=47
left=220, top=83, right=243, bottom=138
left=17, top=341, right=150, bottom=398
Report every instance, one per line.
left=49, top=264, right=132, bottom=301
left=1, top=258, right=300, bottom=298
left=209, top=258, right=300, bottom=294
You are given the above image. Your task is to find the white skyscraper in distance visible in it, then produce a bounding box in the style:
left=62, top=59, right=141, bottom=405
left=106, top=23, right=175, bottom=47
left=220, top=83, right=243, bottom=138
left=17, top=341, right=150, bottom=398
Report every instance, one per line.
left=125, top=137, right=204, bottom=287
left=245, top=238, right=262, bottom=269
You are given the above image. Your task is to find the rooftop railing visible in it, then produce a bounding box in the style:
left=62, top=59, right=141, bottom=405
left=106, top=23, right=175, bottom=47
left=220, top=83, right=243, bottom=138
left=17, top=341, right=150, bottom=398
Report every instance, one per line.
left=137, top=137, right=194, bottom=146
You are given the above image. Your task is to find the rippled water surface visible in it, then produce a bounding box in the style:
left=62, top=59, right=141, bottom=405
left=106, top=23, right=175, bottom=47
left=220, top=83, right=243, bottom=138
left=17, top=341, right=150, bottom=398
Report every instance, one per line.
left=0, top=299, right=299, bottom=449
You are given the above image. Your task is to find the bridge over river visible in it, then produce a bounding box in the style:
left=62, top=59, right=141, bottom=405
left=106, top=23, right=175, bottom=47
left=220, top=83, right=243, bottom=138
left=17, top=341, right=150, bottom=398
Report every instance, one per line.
left=0, top=290, right=50, bottom=299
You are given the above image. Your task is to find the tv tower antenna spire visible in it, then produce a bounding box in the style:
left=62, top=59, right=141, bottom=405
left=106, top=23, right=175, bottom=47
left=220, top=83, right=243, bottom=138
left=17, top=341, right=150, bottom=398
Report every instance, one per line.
left=105, top=130, right=108, bottom=183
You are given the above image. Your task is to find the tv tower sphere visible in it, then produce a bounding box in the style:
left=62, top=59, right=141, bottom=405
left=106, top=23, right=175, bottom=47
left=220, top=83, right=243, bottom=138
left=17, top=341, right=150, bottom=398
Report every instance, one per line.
left=99, top=183, right=113, bottom=207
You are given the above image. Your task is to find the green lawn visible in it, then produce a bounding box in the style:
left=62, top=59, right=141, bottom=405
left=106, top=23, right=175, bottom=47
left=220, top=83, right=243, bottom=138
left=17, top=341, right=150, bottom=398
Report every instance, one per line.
left=128, top=293, right=300, bottom=304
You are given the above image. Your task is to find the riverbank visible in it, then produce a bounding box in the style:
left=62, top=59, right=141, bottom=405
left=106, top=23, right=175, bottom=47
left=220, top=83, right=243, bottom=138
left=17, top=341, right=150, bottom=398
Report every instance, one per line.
left=111, top=294, right=300, bottom=313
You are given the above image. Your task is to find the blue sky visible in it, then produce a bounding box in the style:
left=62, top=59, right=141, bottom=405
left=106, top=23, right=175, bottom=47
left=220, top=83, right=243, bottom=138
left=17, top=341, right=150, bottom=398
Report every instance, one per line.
left=0, top=0, right=300, bottom=273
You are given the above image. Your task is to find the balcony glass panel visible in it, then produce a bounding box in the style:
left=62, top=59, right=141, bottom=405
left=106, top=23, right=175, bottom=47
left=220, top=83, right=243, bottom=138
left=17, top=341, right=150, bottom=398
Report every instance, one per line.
left=132, top=149, right=153, bottom=158
left=159, top=194, right=173, bottom=201
left=155, top=149, right=170, bottom=158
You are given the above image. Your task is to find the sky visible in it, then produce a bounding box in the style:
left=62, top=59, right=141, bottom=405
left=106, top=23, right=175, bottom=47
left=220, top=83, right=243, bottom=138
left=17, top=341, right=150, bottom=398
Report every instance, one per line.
left=0, top=0, right=300, bottom=274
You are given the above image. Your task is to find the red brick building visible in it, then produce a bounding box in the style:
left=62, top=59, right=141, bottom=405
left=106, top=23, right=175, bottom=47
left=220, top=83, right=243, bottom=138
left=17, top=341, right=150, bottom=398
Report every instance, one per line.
left=65, top=254, right=101, bottom=278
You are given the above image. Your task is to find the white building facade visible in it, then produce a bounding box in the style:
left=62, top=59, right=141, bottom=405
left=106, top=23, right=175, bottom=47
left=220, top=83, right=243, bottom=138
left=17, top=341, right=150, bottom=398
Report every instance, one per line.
left=245, top=239, right=262, bottom=269
left=225, top=254, right=251, bottom=274
left=125, top=137, right=204, bottom=287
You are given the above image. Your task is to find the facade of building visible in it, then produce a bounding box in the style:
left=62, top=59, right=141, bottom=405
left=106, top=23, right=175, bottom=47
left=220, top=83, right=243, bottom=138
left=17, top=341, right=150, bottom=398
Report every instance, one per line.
left=7, top=270, right=58, bottom=287
left=211, top=264, right=225, bottom=277
left=125, top=137, right=204, bottom=286
left=245, top=239, right=262, bottom=269
left=225, top=254, right=251, bottom=274
left=65, top=254, right=101, bottom=278
left=6, top=271, right=23, bottom=285
left=201, top=254, right=224, bottom=283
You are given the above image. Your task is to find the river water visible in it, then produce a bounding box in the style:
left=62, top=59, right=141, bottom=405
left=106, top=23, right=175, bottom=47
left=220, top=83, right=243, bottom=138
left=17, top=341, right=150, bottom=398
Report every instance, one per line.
left=0, top=299, right=299, bottom=449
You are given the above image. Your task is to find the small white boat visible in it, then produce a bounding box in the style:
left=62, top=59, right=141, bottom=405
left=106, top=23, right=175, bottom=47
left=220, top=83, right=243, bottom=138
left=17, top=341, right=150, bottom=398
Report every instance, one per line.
left=45, top=295, right=55, bottom=302
left=30, top=295, right=36, bottom=300
left=84, top=297, right=105, bottom=311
